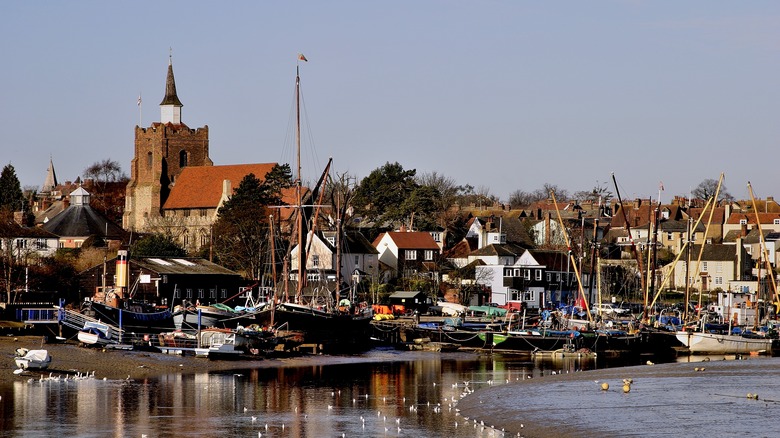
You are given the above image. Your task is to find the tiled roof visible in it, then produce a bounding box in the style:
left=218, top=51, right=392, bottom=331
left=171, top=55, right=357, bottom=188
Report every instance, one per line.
left=689, top=244, right=738, bottom=261
left=373, top=231, right=440, bottom=249
left=725, top=212, right=780, bottom=225
left=163, top=163, right=287, bottom=209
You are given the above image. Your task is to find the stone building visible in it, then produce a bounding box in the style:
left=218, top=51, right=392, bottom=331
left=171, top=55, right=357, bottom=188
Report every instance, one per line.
left=123, top=56, right=213, bottom=232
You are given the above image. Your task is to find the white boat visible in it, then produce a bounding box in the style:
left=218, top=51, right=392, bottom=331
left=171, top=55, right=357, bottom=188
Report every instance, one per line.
left=675, top=330, right=773, bottom=355
left=78, top=321, right=113, bottom=346
left=14, top=349, right=52, bottom=371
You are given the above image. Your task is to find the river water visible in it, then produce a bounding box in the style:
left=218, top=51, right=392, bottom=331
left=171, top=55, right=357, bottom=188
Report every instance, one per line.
left=0, top=347, right=605, bottom=437
left=1, top=348, right=769, bottom=437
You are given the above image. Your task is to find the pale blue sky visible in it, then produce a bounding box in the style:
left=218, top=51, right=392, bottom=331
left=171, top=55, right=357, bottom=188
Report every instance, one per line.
left=2, top=1, right=778, bottom=203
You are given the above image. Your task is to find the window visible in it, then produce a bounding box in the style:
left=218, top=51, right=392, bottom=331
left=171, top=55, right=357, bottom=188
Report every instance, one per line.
left=35, top=239, right=47, bottom=250
left=16, top=239, right=27, bottom=249
left=714, top=276, right=723, bottom=285
left=431, top=232, right=441, bottom=242
left=179, top=150, right=188, bottom=168
left=774, top=219, right=780, bottom=225
left=546, top=273, right=552, bottom=282
left=739, top=219, right=747, bottom=225
left=146, top=152, right=153, bottom=169
left=200, top=231, right=209, bottom=247
left=535, top=270, right=542, bottom=281
left=524, top=270, right=531, bottom=280
left=183, top=209, right=190, bottom=217
left=667, top=232, right=673, bottom=241
left=702, top=261, right=708, bottom=272
left=186, top=289, right=193, bottom=299
left=313, top=255, right=320, bottom=267
left=354, top=255, right=359, bottom=265
left=221, top=289, right=227, bottom=299
left=209, top=288, right=216, bottom=299
left=424, top=250, right=434, bottom=260
left=405, top=250, right=417, bottom=260
left=200, top=208, right=208, bottom=217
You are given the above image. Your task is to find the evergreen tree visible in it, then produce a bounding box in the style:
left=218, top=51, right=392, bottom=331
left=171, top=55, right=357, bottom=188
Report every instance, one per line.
left=130, top=234, right=187, bottom=257
left=0, top=164, right=25, bottom=213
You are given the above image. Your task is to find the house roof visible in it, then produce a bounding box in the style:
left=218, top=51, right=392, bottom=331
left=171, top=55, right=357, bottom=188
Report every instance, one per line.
left=0, top=221, right=58, bottom=239
left=164, top=163, right=279, bottom=209
left=41, top=205, right=124, bottom=239
left=470, top=243, right=525, bottom=257
left=723, top=228, right=771, bottom=244
left=373, top=231, right=440, bottom=250
left=689, top=244, right=738, bottom=261
left=319, top=230, right=379, bottom=254
left=726, top=212, right=780, bottom=225
left=528, top=250, right=570, bottom=271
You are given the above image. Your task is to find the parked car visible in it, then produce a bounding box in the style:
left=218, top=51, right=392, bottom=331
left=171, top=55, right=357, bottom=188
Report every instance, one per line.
left=590, top=303, right=630, bottom=316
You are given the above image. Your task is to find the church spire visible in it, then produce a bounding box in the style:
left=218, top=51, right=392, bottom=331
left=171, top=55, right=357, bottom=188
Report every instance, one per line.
left=160, top=51, right=183, bottom=124
left=42, top=156, right=58, bottom=193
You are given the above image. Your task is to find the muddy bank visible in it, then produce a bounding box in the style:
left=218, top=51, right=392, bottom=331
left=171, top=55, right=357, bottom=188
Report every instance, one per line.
left=457, top=355, right=780, bottom=437
left=0, top=335, right=408, bottom=383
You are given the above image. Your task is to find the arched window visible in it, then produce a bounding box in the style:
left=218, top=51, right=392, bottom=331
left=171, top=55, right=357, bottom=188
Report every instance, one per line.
left=179, top=150, right=188, bottom=168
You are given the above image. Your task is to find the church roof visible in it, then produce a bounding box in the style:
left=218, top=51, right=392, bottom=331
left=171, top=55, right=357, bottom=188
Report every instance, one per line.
left=41, top=158, right=58, bottom=193
left=163, top=163, right=282, bottom=209
left=160, top=58, right=183, bottom=107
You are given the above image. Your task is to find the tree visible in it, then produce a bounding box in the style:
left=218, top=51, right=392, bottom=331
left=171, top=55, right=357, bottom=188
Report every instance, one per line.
left=212, top=172, right=280, bottom=279
left=83, top=159, right=128, bottom=185
left=574, top=181, right=613, bottom=205
left=130, top=233, right=187, bottom=257
left=692, top=178, right=733, bottom=202
left=508, top=190, right=536, bottom=208
left=353, top=162, right=418, bottom=226
left=0, top=164, right=25, bottom=213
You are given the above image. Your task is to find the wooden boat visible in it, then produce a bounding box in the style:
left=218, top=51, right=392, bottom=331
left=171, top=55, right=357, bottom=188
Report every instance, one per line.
left=14, top=349, right=52, bottom=371
left=172, top=303, right=256, bottom=330
left=675, top=329, right=774, bottom=355
left=78, top=321, right=113, bottom=346
left=480, top=329, right=582, bottom=351
left=254, top=58, right=374, bottom=353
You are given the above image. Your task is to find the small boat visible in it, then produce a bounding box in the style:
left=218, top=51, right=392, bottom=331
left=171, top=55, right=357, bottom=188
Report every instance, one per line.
left=78, top=321, right=113, bottom=346
left=675, top=329, right=774, bottom=355
left=14, top=349, right=52, bottom=371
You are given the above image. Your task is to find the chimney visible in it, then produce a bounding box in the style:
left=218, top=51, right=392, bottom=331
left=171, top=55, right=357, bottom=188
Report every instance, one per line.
left=545, top=213, right=551, bottom=246
left=399, top=224, right=407, bottom=232
left=741, top=223, right=748, bottom=238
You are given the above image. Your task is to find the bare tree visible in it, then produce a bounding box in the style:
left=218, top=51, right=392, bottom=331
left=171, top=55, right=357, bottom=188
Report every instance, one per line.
left=692, top=178, right=733, bottom=202
left=83, top=159, right=128, bottom=186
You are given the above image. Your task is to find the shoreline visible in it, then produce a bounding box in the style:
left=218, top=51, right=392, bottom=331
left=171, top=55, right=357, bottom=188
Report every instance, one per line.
left=456, top=354, right=780, bottom=437
left=0, top=335, right=403, bottom=383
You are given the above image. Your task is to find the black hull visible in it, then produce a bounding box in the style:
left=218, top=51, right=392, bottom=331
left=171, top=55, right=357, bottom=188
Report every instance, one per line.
left=83, top=301, right=175, bottom=333
left=255, top=304, right=373, bottom=353
left=492, top=332, right=583, bottom=352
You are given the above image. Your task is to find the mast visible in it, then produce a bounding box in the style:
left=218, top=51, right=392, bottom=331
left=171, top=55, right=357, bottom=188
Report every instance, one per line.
left=295, top=64, right=306, bottom=303
left=611, top=173, right=647, bottom=315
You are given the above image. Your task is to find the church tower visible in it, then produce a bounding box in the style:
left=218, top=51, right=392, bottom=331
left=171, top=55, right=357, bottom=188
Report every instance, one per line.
left=123, top=55, right=213, bottom=232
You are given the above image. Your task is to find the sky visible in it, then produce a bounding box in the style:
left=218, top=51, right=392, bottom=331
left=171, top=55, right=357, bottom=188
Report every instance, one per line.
left=2, top=1, right=779, bottom=204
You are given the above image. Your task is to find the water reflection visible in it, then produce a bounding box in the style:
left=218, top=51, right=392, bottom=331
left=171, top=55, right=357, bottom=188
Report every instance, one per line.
left=1, top=349, right=626, bottom=437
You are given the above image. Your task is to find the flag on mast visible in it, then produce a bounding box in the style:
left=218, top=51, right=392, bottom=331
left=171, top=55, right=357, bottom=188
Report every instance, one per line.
left=137, top=94, right=142, bottom=106
left=298, top=53, right=308, bottom=62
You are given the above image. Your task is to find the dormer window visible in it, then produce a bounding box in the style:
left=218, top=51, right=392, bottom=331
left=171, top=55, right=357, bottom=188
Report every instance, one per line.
left=774, top=219, right=780, bottom=225
left=739, top=219, right=747, bottom=225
